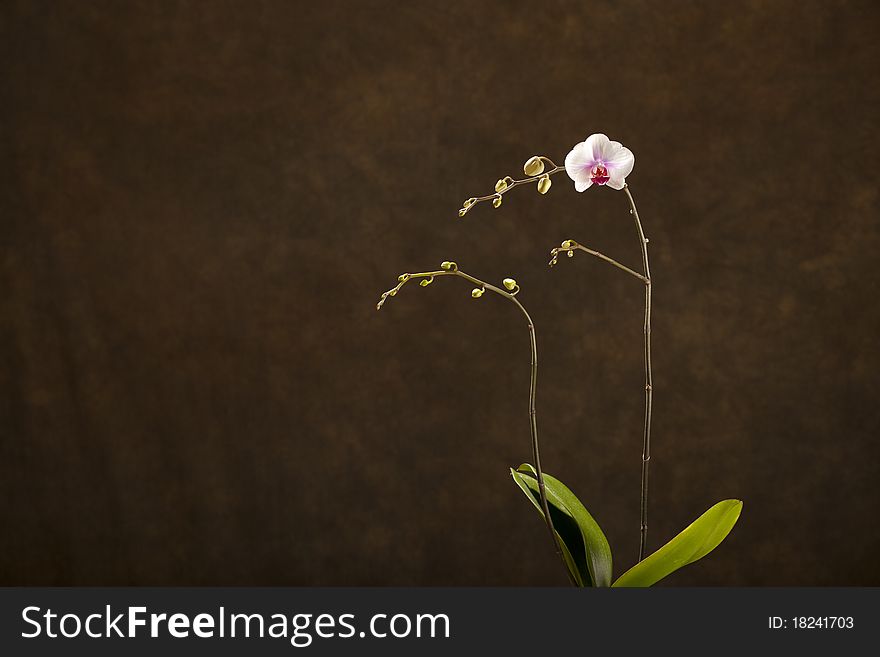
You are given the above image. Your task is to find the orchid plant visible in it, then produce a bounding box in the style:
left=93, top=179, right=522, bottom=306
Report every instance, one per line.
left=378, top=134, right=742, bottom=586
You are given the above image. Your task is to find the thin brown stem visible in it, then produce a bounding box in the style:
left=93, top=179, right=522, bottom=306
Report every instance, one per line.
left=458, top=157, right=567, bottom=217
left=549, top=241, right=648, bottom=284
left=623, top=184, right=653, bottom=562
left=377, top=265, right=576, bottom=585
left=507, top=294, right=577, bottom=586
left=546, top=185, right=654, bottom=564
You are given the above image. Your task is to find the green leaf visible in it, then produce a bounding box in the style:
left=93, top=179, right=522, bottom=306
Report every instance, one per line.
left=612, top=499, right=743, bottom=587
left=510, top=464, right=613, bottom=587
left=511, top=468, right=588, bottom=586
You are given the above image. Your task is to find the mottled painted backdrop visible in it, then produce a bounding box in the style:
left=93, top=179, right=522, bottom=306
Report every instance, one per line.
left=2, top=0, right=878, bottom=585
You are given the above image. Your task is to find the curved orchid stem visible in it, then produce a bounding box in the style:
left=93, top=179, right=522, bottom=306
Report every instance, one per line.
left=458, top=156, right=567, bottom=217
left=547, top=184, right=653, bottom=563
left=377, top=265, right=576, bottom=585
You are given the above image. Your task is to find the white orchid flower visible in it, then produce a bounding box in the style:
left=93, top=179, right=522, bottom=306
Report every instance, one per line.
left=564, top=133, right=635, bottom=191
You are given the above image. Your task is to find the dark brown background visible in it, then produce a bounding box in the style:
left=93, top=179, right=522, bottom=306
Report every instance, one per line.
left=1, top=0, right=878, bottom=586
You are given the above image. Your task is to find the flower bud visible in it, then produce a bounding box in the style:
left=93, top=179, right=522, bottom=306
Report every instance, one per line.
left=523, top=156, right=545, bottom=176
left=471, top=288, right=484, bottom=298
left=495, top=178, right=508, bottom=193
left=458, top=208, right=467, bottom=217
left=502, top=278, right=517, bottom=291
left=397, top=273, right=410, bottom=282
left=537, top=175, right=551, bottom=195
left=567, top=250, right=574, bottom=258
left=419, top=276, right=433, bottom=287
left=492, top=196, right=502, bottom=209
left=463, top=197, right=477, bottom=208
left=440, top=261, right=457, bottom=271
left=561, top=240, right=573, bottom=249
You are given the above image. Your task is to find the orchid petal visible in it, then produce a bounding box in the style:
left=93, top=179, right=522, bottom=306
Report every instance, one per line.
left=604, top=142, right=635, bottom=179
left=565, top=142, right=595, bottom=182
left=574, top=180, right=592, bottom=192
left=584, top=133, right=612, bottom=162
left=606, top=175, right=626, bottom=190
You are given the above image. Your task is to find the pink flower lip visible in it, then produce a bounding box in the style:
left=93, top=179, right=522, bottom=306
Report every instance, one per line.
left=591, top=165, right=610, bottom=185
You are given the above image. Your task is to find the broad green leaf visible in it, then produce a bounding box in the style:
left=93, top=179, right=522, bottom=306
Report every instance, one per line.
left=612, top=499, right=743, bottom=587
left=511, top=468, right=588, bottom=586
left=511, top=464, right=613, bottom=587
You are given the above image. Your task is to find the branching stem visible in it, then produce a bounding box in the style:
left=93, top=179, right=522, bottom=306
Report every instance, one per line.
left=547, top=184, right=654, bottom=563
left=549, top=241, right=648, bottom=284
left=377, top=266, right=576, bottom=584
left=458, top=156, right=567, bottom=216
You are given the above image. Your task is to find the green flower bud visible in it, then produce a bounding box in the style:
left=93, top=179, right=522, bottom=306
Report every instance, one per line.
left=561, top=240, right=573, bottom=249
left=537, top=175, right=551, bottom=195
left=458, top=208, right=467, bottom=217
left=471, top=288, right=484, bottom=298
left=492, top=196, right=502, bottom=209
left=397, top=273, right=410, bottom=282
left=419, top=276, right=434, bottom=287
left=523, top=156, right=545, bottom=176
left=441, top=261, right=457, bottom=271
left=495, top=178, right=508, bottom=193
left=502, top=278, right=517, bottom=291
